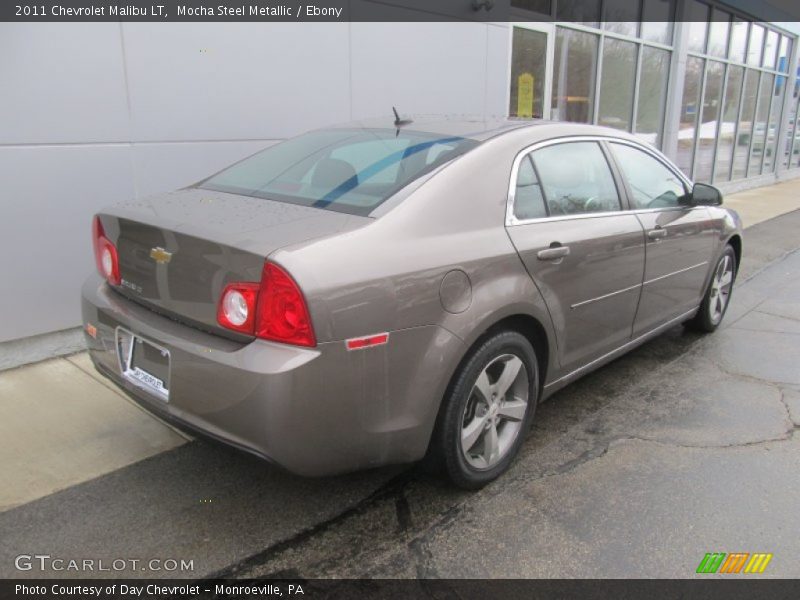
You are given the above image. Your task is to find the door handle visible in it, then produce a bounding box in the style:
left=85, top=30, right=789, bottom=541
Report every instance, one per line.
left=537, top=244, right=570, bottom=261
left=647, top=227, right=667, bottom=240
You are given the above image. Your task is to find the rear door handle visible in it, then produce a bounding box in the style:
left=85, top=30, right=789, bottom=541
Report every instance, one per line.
left=537, top=244, right=570, bottom=261
left=647, top=227, right=667, bottom=240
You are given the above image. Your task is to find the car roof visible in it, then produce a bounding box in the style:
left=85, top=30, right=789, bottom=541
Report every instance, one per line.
left=327, top=115, right=642, bottom=143
left=327, top=115, right=541, bottom=141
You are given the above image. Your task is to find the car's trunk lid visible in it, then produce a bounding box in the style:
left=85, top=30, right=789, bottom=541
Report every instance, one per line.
left=100, top=188, right=371, bottom=339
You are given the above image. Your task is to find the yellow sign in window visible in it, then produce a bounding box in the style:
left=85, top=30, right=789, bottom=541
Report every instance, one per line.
left=517, top=73, right=535, bottom=118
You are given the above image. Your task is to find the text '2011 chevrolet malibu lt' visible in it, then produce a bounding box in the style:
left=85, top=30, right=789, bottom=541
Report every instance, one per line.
left=82, top=116, right=742, bottom=488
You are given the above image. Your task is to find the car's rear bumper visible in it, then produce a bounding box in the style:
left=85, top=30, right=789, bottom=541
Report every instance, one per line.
left=81, top=274, right=463, bottom=476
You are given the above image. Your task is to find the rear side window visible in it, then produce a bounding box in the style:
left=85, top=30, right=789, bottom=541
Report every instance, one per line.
left=200, top=129, right=479, bottom=216
left=513, top=155, right=547, bottom=220
left=531, top=142, right=622, bottom=215
left=609, top=142, right=687, bottom=209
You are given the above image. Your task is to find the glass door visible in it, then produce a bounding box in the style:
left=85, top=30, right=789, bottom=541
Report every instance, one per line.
left=509, top=24, right=554, bottom=120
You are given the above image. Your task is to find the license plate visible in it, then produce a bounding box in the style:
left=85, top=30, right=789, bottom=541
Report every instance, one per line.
left=116, top=328, right=170, bottom=402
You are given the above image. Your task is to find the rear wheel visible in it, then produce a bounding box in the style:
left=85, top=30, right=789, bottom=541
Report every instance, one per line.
left=433, top=331, right=538, bottom=489
left=687, top=245, right=737, bottom=333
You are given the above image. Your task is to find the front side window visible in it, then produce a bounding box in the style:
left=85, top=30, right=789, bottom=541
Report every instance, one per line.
left=609, top=143, right=686, bottom=209
left=530, top=142, right=621, bottom=215
left=201, top=129, right=479, bottom=216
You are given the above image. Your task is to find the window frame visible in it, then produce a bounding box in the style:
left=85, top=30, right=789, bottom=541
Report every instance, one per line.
left=506, top=136, right=693, bottom=227
left=512, top=154, right=550, bottom=220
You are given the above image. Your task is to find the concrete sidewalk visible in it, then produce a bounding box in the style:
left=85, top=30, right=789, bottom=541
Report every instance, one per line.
left=0, top=353, right=188, bottom=511
left=724, top=177, right=800, bottom=228
left=1, top=177, right=799, bottom=513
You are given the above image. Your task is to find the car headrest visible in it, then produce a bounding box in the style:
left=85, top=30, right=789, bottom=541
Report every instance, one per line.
left=312, top=158, right=358, bottom=190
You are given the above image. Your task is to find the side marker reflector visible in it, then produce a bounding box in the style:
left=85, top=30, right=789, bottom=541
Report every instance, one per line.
left=346, top=333, right=389, bottom=351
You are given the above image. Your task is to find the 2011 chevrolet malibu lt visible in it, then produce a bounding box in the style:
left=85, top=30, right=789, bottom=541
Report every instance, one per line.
left=82, top=117, right=743, bottom=488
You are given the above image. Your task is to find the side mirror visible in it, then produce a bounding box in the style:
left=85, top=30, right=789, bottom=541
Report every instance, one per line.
left=689, top=182, right=723, bottom=206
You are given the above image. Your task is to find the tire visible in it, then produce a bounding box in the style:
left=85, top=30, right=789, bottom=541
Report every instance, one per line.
left=431, top=330, right=539, bottom=489
left=686, top=244, right=737, bottom=333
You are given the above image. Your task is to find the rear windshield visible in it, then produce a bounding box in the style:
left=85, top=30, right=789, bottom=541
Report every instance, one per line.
left=199, top=128, right=479, bottom=216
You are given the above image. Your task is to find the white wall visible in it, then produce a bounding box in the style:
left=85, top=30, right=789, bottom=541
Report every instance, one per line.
left=0, top=22, right=510, bottom=344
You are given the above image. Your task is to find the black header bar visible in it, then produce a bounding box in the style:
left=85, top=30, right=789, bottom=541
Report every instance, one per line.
left=3, top=0, right=800, bottom=23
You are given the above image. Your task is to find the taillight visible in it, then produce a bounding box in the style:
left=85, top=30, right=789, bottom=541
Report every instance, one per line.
left=216, top=262, right=316, bottom=347
left=92, top=216, right=121, bottom=285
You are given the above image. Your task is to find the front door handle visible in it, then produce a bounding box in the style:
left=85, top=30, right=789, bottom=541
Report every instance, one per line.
left=647, top=227, right=668, bottom=240
left=537, top=244, right=570, bottom=261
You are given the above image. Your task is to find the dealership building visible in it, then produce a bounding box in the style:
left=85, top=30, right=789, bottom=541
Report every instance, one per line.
left=507, top=0, right=799, bottom=190
left=1, top=0, right=799, bottom=364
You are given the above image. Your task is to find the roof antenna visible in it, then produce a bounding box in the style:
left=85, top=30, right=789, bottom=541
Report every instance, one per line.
left=393, top=106, right=413, bottom=127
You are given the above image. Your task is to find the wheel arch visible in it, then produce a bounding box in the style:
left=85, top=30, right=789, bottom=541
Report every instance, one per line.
left=478, top=314, right=550, bottom=393
left=423, top=310, right=553, bottom=460
left=726, top=233, right=742, bottom=275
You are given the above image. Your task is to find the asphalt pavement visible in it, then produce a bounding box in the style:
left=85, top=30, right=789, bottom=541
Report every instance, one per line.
left=1, top=208, right=799, bottom=579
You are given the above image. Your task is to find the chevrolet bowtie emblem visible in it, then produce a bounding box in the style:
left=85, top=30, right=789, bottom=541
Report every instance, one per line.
left=149, top=247, right=173, bottom=264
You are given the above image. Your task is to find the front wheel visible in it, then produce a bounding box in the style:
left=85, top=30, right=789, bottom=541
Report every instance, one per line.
left=687, top=245, right=737, bottom=333
left=433, top=331, right=539, bottom=489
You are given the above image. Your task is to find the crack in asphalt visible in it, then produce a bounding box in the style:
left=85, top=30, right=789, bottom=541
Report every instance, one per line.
left=394, top=490, right=413, bottom=534
left=728, top=326, right=800, bottom=336
left=709, top=358, right=798, bottom=434
left=752, top=309, right=800, bottom=324
left=201, top=468, right=417, bottom=581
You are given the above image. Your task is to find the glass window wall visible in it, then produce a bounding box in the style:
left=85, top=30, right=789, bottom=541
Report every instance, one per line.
left=732, top=69, right=760, bottom=180
left=602, top=0, right=638, bottom=37
left=763, top=30, right=779, bottom=69
left=694, top=60, right=725, bottom=183
left=507, top=12, right=796, bottom=180
left=552, top=28, right=599, bottom=123
left=687, top=1, right=710, bottom=53
left=556, top=0, right=600, bottom=27
left=763, top=76, right=782, bottom=173
left=713, top=65, right=744, bottom=182
left=641, top=0, right=674, bottom=45
left=636, top=46, right=670, bottom=147
left=677, top=56, right=705, bottom=176
left=748, top=73, right=774, bottom=176
left=748, top=24, right=764, bottom=66
left=677, top=16, right=793, bottom=183
left=707, top=10, right=730, bottom=58
left=729, top=19, right=748, bottom=63
left=598, top=38, right=637, bottom=131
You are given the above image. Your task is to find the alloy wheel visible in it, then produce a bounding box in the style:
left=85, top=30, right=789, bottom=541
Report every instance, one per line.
left=709, top=254, right=734, bottom=324
left=460, top=354, right=529, bottom=470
